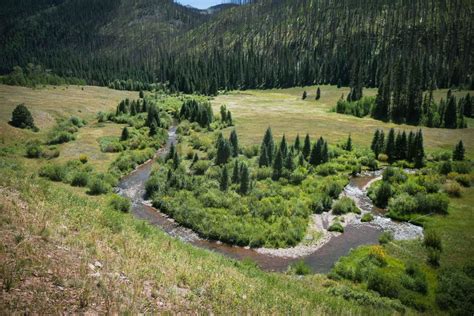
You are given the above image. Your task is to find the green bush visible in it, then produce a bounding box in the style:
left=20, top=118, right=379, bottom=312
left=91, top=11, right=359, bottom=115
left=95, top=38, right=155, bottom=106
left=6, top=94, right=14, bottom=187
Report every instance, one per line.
left=10, top=104, right=35, bottom=129
left=87, top=178, right=111, bottom=195
left=361, top=213, right=374, bottom=222
left=378, top=231, right=394, bottom=245
left=416, top=193, right=449, bottom=214
left=25, top=141, right=43, bottom=158
left=402, top=263, right=428, bottom=294
left=109, top=194, right=131, bottom=212
left=374, top=181, right=392, bottom=208
left=388, top=193, right=417, bottom=215
left=452, top=161, right=471, bottom=174
left=192, top=160, right=210, bottom=175
left=436, top=267, right=474, bottom=315
left=39, top=164, right=67, bottom=182
left=290, top=260, right=312, bottom=275
left=455, top=174, right=472, bottom=187
left=332, top=197, right=360, bottom=215
left=443, top=181, right=462, bottom=197
left=367, top=271, right=400, bottom=298
left=423, top=230, right=442, bottom=251
left=145, top=175, right=161, bottom=197
left=328, top=222, right=344, bottom=233
left=427, top=248, right=440, bottom=267
left=70, top=172, right=89, bottom=187
left=48, top=131, right=75, bottom=145
left=439, top=161, right=452, bottom=175
left=324, top=180, right=343, bottom=199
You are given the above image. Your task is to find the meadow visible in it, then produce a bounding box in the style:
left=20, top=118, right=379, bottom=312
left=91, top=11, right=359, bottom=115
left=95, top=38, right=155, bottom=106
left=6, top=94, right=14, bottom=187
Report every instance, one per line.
left=212, top=86, right=474, bottom=158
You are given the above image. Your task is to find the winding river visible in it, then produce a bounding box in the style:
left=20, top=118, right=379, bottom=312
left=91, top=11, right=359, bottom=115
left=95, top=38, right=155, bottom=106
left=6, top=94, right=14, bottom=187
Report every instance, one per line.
left=117, top=126, right=423, bottom=273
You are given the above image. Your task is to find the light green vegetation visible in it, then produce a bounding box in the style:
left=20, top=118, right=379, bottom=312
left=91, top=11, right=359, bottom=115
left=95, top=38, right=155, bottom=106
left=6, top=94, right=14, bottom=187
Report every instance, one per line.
left=212, top=86, right=474, bottom=158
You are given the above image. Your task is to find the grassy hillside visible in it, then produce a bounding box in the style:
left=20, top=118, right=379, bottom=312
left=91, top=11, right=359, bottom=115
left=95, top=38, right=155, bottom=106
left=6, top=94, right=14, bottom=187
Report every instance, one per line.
left=0, top=84, right=409, bottom=314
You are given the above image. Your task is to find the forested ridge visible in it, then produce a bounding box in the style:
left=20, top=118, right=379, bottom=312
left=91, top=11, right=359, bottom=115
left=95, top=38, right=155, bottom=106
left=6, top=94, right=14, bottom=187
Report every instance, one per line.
left=0, top=0, right=472, bottom=94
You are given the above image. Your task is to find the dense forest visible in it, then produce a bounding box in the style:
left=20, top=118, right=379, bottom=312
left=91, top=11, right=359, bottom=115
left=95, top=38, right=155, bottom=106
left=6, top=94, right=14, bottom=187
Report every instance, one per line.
left=1, top=0, right=472, bottom=95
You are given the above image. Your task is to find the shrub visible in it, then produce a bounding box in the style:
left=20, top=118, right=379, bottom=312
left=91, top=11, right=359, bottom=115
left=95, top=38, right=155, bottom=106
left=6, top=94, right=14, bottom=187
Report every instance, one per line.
left=402, top=263, right=428, bottom=294
left=377, top=153, right=388, bottom=162
left=423, top=230, right=442, bottom=251
left=87, top=178, right=111, bottom=195
left=367, top=272, right=400, bottom=298
left=427, top=248, right=440, bottom=267
left=378, top=231, right=394, bottom=245
left=39, top=164, right=67, bottom=182
left=145, top=175, right=161, bottom=198
left=109, top=194, right=131, bottom=212
left=328, top=222, right=344, bottom=233
left=416, top=193, right=449, bottom=214
left=70, top=172, right=89, bottom=187
left=290, top=260, right=312, bottom=275
left=79, top=154, right=88, bottom=164
left=368, top=246, right=387, bottom=266
left=361, top=213, right=374, bottom=222
left=192, top=160, right=210, bottom=175
left=332, top=197, right=360, bottom=215
left=374, top=182, right=392, bottom=208
left=455, top=174, right=472, bottom=187
left=25, top=141, right=43, bottom=158
left=452, top=161, right=471, bottom=174
left=443, top=181, right=462, bottom=197
left=439, top=161, right=452, bottom=175
left=436, top=267, right=474, bottom=315
left=42, top=148, right=60, bottom=159
left=324, top=180, right=343, bottom=199
left=289, top=168, right=307, bottom=184
left=388, top=193, right=417, bottom=215
left=48, top=131, right=75, bottom=145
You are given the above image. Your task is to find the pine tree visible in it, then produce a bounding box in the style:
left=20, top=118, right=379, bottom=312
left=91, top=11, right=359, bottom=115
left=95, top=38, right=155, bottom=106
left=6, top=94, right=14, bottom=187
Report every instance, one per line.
left=121, top=127, right=129, bottom=141
left=216, top=139, right=231, bottom=165
left=261, top=127, right=275, bottom=163
left=227, top=111, right=233, bottom=125
left=316, top=87, right=321, bottom=100
left=229, top=130, right=239, bottom=157
left=139, top=90, right=144, bottom=98
left=302, top=134, right=311, bottom=159
left=322, top=140, right=329, bottom=163
left=407, top=131, right=416, bottom=162
left=220, top=105, right=227, bottom=122
left=149, top=122, right=157, bottom=136
left=414, top=130, right=425, bottom=168
left=280, top=135, right=288, bottom=159
left=453, top=140, right=465, bottom=161
left=220, top=166, right=229, bottom=191
left=372, top=75, right=390, bottom=122
left=294, top=134, right=301, bottom=151
left=302, top=91, right=307, bottom=100
left=371, top=130, right=380, bottom=156
left=298, top=153, right=305, bottom=166
left=272, top=149, right=283, bottom=180
left=232, top=160, right=240, bottom=183
left=444, top=95, right=458, bottom=128
left=11, top=104, right=35, bottom=129
left=166, top=143, right=176, bottom=161
left=259, top=145, right=269, bottom=167
left=285, top=150, right=295, bottom=171
left=172, top=151, right=180, bottom=169
left=385, top=128, right=396, bottom=163
left=463, top=93, right=472, bottom=117
left=344, top=134, right=353, bottom=151
left=239, top=164, right=249, bottom=195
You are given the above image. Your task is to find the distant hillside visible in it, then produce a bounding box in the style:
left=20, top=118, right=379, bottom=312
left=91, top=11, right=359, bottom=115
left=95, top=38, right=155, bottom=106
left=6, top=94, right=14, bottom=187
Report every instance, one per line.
left=0, top=0, right=472, bottom=93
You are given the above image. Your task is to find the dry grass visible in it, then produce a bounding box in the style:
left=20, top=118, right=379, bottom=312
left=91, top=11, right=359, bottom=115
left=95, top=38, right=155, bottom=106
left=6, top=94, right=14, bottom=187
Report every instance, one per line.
left=212, top=85, right=474, bottom=158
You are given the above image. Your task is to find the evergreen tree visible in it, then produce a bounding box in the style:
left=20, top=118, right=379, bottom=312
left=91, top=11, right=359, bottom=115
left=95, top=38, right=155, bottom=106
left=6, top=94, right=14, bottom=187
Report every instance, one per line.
left=166, top=143, right=176, bottom=161
left=220, top=166, right=229, bottom=191
left=239, top=164, right=250, bottom=195
left=172, top=151, right=180, bottom=169
left=285, top=150, right=295, bottom=171
left=298, top=153, right=305, bottom=166
left=232, top=160, right=240, bottom=183
left=463, top=93, right=472, bottom=117
left=407, top=131, right=416, bottom=162
left=272, top=149, right=283, bottom=180
left=385, top=128, right=396, bottom=163
left=294, top=134, right=301, bottom=151
left=316, top=87, right=321, bottom=100
left=309, top=138, right=327, bottom=166
left=302, top=134, right=311, bottom=159
left=444, top=95, right=458, bottom=128
left=229, top=130, right=239, bottom=157
left=139, top=90, right=144, bottom=98
left=302, top=91, right=307, bottom=100
left=11, top=104, right=35, bottom=129
left=344, top=134, right=353, bottom=151
left=121, top=127, right=129, bottom=141
left=453, top=140, right=465, bottom=161
left=149, top=122, right=158, bottom=136
left=259, top=145, right=269, bottom=167
left=371, top=130, right=381, bottom=156
left=322, top=140, right=329, bottom=163
left=261, top=127, right=275, bottom=163
left=280, top=135, right=288, bottom=159
left=414, top=130, right=425, bottom=168
left=192, top=153, right=199, bottom=165
left=372, top=75, right=390, bottom=122
left=216, top=139, right=231, bottom=165
left=220, top=105, right=227, bottom=122
left=394, top=131, right=407, bottom=161
left=227, top=111, right=233, bottom=125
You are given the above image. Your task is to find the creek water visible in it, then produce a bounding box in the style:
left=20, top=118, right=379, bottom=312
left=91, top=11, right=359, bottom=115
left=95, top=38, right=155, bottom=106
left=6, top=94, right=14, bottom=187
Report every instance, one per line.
left=117, top=126, right=422, bottom=273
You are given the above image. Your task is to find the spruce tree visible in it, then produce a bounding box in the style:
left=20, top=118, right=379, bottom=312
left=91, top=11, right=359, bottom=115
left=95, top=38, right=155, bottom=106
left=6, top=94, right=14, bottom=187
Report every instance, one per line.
left=372, top=75, right=390, bottom=122
left=298, top=153, right=305, bottom=166
left=11, top=104, right=35, bottom=129
left=444, top=95, right=458, bottom=128
left=220, top=105, right=227, bottom=122
left=121, top=127, right=129, bottom=141
left=285, top=150, right=295, bottom=171
left=216, top=139, right=231, bottom=165
left=232, top=160, right=240, bottom=183
left=344, top=134, right=353, bottom=151
left=303, top=134, right=311, bottom=159
left=229, top=130, right=239, bottom=157
left=280, top=135, right=288, bottom=159
left=172, top=151, right=180, bottom=170
left=316, top=87, right=321, bottom=100
left=294, top=134, right=301, bottom=151
left=463, top=93, right=472, bottom=117
left=220, top=166, right=229, bottom=191
left=261, top=127, right=275, bottom=163
left=227, top=111, right=233, bottom=125
left=139, top=90, right=144, bottom=98
left=385, top=128, right=396, bottom=163
left=272, top=149, right=283, bottom=180
left=414, top=130, right=425, bottom=168
left=453, top=140, right=465, bottom=161
left=371, top=130, right=380, bottom=156
left=166, top=143, right=176, bottom=161
left=322, top=140, right=329, bottom=163
left=149, top=122, right=157, bottom=136
left=239, top=164, right=249, bottom=195
left=259, top=145, right=269, bottom=167
left=407, top=131, right=416, bottom=162
left=302, top=91, right=307, bottom=100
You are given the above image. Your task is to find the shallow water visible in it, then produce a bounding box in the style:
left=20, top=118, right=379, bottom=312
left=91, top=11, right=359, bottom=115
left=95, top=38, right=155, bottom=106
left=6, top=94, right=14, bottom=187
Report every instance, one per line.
left=117, top=127, right=422, bottom=273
